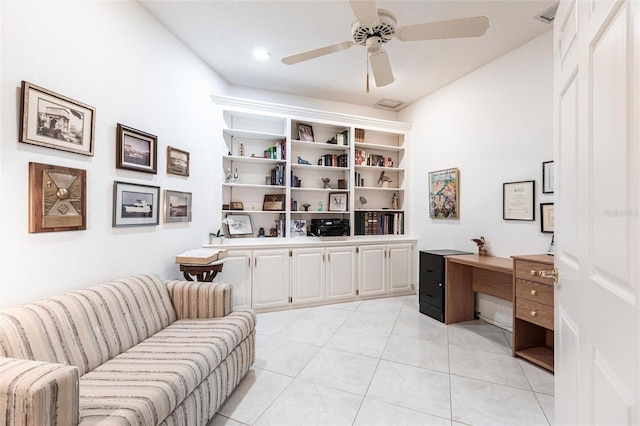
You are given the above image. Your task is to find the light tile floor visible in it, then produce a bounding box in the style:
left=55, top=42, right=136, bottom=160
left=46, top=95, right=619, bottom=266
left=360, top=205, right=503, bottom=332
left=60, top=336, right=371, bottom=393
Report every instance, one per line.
left=210, top=295, right=554, bottom=426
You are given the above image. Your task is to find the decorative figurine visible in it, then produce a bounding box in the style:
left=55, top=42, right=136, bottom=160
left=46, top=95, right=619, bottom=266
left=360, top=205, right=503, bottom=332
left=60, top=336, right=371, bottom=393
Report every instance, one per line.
left=378, top=171, right=392, bottom=188
left=297, top=156, right=311, bottom=165
left=321, top=178, right=333, bottom=189
left=269, top=227, right=277, bottom=237
left=233, top=168, right=238, bottom=181
left=318, top=201, right=323, bottom=211
left=359, top=196, right=367, bottom=209
left=258, top=227, right=265, bottom=237
left=302, top=203, right=311, bottom=211
left=391, top=192, right=399, bottom=210
left=226, top=168, right=233, bottom=183
left=471, top=236, right=488, bottom=256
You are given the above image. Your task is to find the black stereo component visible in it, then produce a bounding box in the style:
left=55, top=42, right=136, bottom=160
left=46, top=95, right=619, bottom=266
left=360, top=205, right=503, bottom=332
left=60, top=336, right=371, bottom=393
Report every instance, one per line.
left=308, top=218, right=350, bottom=237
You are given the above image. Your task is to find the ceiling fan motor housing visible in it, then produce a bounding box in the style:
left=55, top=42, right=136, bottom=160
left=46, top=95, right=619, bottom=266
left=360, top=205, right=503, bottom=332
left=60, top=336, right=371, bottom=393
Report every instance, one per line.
left=352, top=9, right=397, bottom=46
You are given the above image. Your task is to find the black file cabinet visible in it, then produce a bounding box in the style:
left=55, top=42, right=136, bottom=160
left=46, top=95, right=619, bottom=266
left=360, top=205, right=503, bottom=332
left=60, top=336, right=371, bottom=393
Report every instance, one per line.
left=419, top=250, right=470, bottom=322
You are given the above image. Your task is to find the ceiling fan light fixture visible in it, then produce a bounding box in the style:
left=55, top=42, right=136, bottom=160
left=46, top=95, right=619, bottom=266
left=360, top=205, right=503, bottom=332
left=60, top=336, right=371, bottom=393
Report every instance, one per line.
left=374, top=98, right=405, bottom=111
left=534, top=3, right=559, bottom=24
left=253, top=49, right=271, bottom=60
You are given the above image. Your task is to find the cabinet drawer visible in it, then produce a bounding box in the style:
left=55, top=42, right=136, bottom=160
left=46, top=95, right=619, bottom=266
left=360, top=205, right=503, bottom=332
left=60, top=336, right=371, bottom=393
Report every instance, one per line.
left=516, top=298, right=554, bottom=330
left=514, top=260, right=555, bottom=285
left=419, top=279, right=443, bottom=309
left=515, top=279, right=553, bottom=306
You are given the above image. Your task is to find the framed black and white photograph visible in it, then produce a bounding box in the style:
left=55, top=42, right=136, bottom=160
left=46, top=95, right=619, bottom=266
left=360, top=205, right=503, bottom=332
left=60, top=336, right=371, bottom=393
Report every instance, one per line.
left=113, top=181, right=160, bottom=227
left=297, top=123, right=314, bottom=142
left=20, top=81, right=95, bottom=156
left=225, top=214, right=253, bottom=236
left=167, top=146, right=190, bottom=176
left=329, top=192, right=348, bottom=211
left=164, top=190, right=192, bottom=223
left=116, top=123, right=158, bottom=174
left=503, top=180, right=535, bottom=221
left=542, top=161, right=554, bottom=194
left=290, top=220, right=307, bottom=237
left=540, top=203, right=555, bottom=233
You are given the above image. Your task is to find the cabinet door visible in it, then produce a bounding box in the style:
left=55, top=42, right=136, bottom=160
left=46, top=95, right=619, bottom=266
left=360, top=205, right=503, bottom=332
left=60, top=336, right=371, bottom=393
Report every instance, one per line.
left=387, top=243, right=413, bottom=293
left=215, top=249, right=252, bottom=309
left=291, top=248, right=325, bottom=306
left=252, top=249, right=290, bottom=310
left=359, top=245, right=386, bottom=296
left=326, top=246, right=357, bottom=302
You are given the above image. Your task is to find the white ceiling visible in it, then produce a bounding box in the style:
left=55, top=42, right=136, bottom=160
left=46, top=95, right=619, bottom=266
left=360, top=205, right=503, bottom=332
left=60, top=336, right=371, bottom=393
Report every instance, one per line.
left=139, top=0, right=555, bottom=110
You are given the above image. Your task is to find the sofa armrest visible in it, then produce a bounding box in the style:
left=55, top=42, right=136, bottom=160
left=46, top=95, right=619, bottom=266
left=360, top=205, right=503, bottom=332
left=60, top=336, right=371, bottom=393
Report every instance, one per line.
left=0, top=357, right=79, bottom=426
left=166, top=280, right=233, bottom=319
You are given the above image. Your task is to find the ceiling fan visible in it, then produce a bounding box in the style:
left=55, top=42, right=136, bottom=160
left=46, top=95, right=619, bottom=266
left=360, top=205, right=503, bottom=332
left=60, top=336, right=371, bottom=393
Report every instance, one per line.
left=281, top=0, right=490, bottom=90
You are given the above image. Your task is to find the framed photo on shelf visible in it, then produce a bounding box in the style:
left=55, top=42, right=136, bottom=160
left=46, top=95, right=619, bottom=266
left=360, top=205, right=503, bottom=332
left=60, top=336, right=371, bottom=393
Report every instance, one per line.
left=225, top=214, right=253, bottom=236
left=297, top=123, right=315, bottom=142
left=112, top=181, right=160, bottom=227
left=167, top=146, right=190, bottom=177
left=263, top=194, right=285, bottom=211
left=164, top=190, right=192, bottom=223
left=29, top=162, right=86, bottom=233
left=230, top=201, right=244, bottom=210
left=540, top=203, right=555, bottom=233
left=329, top=192, right=348, bottom=211
left=428, top=167, right=459, bottom=219
left=542, top=161, right=554, bottom=194
left=503, top=180, right=535, bottom=221
left=20, top=81, right=95, bottom=156
left=290, top=220, right=307, bottom=237
left=116, top=123, right=158, bottom=174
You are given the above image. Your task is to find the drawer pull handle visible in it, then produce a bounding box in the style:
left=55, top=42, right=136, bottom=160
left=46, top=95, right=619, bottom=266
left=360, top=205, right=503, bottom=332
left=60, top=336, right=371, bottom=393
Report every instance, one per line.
left=530, top=310, right=537, bottom=317
left=530, top=289, right=537, bottom=295
left=530, top=267, right=559, bottom=283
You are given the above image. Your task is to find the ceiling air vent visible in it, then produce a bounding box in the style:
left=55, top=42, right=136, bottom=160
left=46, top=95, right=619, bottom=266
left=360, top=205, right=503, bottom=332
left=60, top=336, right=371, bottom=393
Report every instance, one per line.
left=534, top=3, right=559, bottom=24
left=374, top=98, right=405, bottom=111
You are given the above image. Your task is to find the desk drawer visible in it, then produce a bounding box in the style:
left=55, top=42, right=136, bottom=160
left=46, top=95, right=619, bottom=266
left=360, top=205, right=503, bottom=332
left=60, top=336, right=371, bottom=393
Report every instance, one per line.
left=515, top=279, right=553, bottom=306
left=515, top=260, right=555, bottom=285
left=516, top=298, right=554, bottom=330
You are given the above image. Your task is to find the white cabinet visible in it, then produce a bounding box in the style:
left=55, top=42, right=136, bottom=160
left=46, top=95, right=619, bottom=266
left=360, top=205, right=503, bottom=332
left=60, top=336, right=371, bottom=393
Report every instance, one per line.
left=291, top=248, right=325, bottom=305
left=251, top=249, right=290, bottom=310
left=326, top=246, right=357, bottom=301
left=215, top=249, right=252, bottom=309
left=359, top=243, right=414, bottom=297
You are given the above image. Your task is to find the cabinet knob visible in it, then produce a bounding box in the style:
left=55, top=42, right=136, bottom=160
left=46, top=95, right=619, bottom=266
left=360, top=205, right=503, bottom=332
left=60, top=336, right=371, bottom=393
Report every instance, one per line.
left=530, top=310, right=537, bottom=317
left=530, top=289, right=537, bottom=295
left=438, top=283, right=442, bottom=287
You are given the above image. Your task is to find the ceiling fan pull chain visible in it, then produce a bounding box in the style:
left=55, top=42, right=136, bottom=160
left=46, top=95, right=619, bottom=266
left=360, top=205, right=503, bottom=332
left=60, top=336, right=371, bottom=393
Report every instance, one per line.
left=366, top=52, right=370, bottom=93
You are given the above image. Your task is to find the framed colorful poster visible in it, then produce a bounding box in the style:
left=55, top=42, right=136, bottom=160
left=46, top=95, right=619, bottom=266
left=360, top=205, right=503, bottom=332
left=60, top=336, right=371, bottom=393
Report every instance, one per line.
left=428, top=168, right=459, bottom=219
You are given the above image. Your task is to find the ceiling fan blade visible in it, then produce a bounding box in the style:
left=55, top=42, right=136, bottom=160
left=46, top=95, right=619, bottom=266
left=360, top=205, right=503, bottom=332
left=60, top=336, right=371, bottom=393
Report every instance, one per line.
left=369, top=49, right=394, bottom=87
left=281, top=41, right=355, bottom=65
left=396, top=16, right=490, bottom=42
left=349, top=0, right=379, bottom=26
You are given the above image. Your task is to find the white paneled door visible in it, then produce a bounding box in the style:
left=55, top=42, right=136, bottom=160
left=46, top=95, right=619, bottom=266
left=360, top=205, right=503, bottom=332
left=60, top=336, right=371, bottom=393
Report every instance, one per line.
left=554, top=0, right=639, bottom=424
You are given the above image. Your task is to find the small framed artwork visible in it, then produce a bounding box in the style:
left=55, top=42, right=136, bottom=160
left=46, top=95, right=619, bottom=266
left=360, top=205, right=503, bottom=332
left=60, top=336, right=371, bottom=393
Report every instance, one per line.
left=540, top=203, right=555, bottom=233
left=290, top=220, right=307, bottom=237
left=503, top=180, right=535, bottom=221
left=20, top=81, right=95, bottom=156
left=164, top=190, right=192, bottom=223
left=263, top=194, right=285, bottom=211
left=116, top=123, right=158, bottom=174
left=225, top=214, right=253, bottom=236
left=329, top=192, right=348, bottom=211
left=113, top=181, right=160, bottom=227
left=29, top=162, right=86, bottom=233
left=542, top=161, right=554, bottom=194
left=428, top=167, right=459, bottom=219
left=167, top=146, right=190, bottom=177
left=230, top=201, right=244, bottom=210
left=297, top=123, right=315, bottom=142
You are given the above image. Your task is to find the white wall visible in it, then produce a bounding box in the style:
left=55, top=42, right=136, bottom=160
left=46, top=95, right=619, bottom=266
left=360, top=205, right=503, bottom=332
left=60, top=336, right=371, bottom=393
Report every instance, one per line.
left=0, top=1, right=229, bottom=309
left=399, top=31, right=555, bottom=328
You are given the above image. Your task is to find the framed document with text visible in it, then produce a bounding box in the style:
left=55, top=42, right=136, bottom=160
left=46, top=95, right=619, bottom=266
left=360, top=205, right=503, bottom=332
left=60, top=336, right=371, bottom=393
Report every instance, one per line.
left=503, top=180, right=535, bottom=221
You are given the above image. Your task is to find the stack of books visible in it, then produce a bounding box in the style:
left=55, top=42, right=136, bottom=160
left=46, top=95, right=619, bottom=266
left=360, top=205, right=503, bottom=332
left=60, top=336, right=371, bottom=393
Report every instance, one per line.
left=175, top=249, right=228, bottom=265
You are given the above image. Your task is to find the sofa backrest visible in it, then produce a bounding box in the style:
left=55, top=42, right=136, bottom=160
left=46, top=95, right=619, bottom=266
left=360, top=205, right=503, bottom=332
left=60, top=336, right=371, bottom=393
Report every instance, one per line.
left=0, top=273, right=177, bottom=376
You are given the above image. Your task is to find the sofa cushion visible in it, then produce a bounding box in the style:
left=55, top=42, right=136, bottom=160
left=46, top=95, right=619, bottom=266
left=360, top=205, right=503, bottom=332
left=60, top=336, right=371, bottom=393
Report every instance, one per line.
left=78, top=309, right=255, bottom=425
left=0, top=274, right=176, bottom=375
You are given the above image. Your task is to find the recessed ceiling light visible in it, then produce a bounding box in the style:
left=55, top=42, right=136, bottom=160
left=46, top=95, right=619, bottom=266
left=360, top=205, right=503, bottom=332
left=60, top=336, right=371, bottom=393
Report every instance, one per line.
left=253, top=49, right=271, bottom=60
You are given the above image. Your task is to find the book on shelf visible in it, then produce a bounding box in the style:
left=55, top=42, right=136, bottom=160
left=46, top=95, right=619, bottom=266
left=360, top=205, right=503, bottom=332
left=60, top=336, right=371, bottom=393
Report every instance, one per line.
left=175, top=249, right=228, bottom=265
left=354, top=211, right=404, bottom=236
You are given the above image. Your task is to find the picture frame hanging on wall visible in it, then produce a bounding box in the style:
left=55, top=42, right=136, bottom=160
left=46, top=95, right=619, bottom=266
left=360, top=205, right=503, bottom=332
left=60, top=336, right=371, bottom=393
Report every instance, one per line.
left=503, top=180, right=535, bottom=221
left=164, top=190, right=192, bottom=223
left=167, top=146, right=190, bottom=177
left=542, top=161, right=554, bottom=194
left=28, top=162, right=87, bottom=233
left=428, top=167, right=459, bottom=219
left=113, top=181, right=160, bottom=227
left=116, top=123, right=158, bottom=174
left=20, top=81, right=96, bottom=156
left=540, top=203, right=555, bottom=233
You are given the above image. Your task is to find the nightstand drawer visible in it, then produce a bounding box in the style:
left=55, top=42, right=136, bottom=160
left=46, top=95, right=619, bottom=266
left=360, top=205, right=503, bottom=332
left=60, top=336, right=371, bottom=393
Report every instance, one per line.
left=515, top=279, right=553, bottom=306
left=515, top=260, right=555, bottom=285
left=516, top=298, right=554, bottom=330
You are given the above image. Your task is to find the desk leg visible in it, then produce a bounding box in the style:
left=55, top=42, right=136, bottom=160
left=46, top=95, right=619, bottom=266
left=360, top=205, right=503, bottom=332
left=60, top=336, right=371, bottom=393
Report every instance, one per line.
left=445, top=262, right=475, bottom=324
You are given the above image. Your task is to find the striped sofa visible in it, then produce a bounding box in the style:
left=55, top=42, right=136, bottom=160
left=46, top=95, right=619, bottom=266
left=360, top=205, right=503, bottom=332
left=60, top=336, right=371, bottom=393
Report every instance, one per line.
left=0, top=273, right=256, bottom=426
